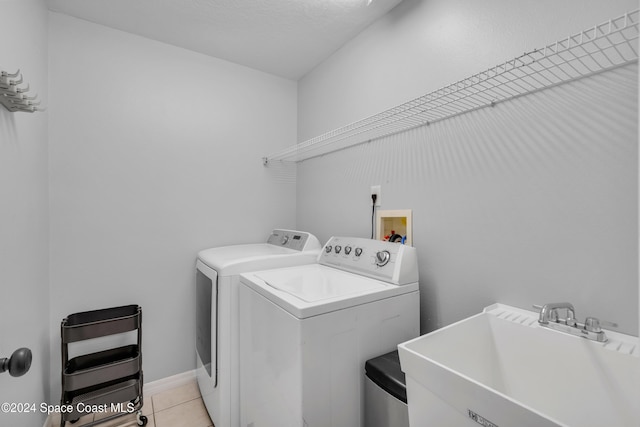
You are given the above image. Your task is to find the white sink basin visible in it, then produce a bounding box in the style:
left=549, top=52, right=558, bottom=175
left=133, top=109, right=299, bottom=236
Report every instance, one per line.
left=398, top=304, right=640, bottom=427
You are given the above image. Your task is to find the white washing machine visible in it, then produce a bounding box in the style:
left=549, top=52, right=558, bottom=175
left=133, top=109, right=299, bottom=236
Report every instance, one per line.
left=196, top=229, right=321, bottom=427
left=239, top=236, right=420, bottom=427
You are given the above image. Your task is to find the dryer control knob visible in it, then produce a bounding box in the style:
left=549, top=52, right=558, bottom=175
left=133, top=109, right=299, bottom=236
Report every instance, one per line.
left=375, top=250, right=391, bottom=267
left=344, top=246, right=352, bottom=255
left=325, top=245, right=333, bottom=253
left=335, top=245, right=342, bottom=254
left=354, top=247, right=363, bottom=257
left=281, top=235, right=289, bottom=245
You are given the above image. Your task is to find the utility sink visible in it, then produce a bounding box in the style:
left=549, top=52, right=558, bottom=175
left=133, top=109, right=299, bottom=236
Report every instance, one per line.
left=398, top=304, right=640, bottom=427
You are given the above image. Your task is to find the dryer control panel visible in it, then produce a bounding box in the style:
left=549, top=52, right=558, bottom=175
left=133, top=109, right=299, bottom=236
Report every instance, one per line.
left=267, top=229, right=321, bottom=252
left=319, top=237, right=418, bottom=285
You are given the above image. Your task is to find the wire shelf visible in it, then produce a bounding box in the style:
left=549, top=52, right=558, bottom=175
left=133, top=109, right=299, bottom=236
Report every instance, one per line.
left=263, top=9, right=639, bottom=165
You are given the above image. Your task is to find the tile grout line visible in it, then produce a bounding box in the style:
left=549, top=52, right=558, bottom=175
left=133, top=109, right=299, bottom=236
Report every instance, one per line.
left=151, top=394, right=203, bottom=414
left=54, top=384, right=210, bottom=426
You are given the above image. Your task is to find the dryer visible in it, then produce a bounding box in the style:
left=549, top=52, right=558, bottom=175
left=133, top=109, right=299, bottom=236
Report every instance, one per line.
left=196, top=229, right=321, bottom=427
left=239, top=236, right=420, bottom=427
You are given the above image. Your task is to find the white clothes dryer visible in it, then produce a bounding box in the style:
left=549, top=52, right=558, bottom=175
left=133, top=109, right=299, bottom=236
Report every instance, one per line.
left=195, top=229, right=321, bottom=427
left=239, top=236, right=420, bottom=427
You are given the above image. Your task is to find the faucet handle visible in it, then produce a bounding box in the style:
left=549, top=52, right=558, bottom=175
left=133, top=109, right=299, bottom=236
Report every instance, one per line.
left=564, top=310, right=577, bottom=327
left=585, top=317, right=618, bottom=332
left=584, top=317, right=601, bottom=333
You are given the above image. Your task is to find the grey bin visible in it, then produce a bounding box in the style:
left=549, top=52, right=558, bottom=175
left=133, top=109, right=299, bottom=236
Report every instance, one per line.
left=364, top=350, right=410, bottom=427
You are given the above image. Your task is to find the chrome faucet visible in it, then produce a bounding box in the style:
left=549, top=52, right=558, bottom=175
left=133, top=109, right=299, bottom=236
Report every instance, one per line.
left=537, top=302, right=575, bottom=326
left=534, top=303, right=615, bottom=343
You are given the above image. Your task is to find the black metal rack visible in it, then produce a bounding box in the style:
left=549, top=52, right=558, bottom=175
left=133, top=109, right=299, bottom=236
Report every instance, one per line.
left=60, top=305, right=147, bottom=426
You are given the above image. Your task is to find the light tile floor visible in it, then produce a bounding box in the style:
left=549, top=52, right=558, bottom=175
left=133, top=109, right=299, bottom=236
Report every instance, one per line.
left=51, top=382, right=214, bottom=427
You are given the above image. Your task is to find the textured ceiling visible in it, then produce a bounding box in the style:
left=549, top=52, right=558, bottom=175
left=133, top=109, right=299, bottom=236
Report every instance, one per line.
left=47, top=0, right=404, bottom=80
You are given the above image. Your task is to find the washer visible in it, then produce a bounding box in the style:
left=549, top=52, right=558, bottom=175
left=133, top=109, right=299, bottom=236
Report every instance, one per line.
left=196, top=229, right=321, bottom=427
left=239, top=236, right=420, bottom=427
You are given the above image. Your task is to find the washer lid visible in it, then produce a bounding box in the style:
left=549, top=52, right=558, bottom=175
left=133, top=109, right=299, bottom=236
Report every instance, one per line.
left=255, top=264, right=385, bottom=303
left=198, top=244, right=318, bottom=276
left=241, top=264, right=418, bottom=319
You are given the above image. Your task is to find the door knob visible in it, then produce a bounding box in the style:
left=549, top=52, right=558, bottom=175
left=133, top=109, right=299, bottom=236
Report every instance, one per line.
left=0, top=347, right=32, bottom=377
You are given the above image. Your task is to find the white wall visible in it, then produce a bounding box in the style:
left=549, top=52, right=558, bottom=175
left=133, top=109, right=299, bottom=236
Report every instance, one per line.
left=0, top=1, right=50, bottom=426
left=297, top=0, right=639, bottom=335
left=48, top=13, right=297, bottom=400
left=299, top=0, right=639, bottom=141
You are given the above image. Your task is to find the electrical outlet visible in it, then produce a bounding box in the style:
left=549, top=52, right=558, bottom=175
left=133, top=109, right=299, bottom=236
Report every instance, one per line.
left=371, top=185, right=381, bottom=207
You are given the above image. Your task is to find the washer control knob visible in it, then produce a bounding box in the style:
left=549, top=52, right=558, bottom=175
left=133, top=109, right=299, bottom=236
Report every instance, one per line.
left=375, top=250, right=391, bottom=267
left=344, top=246, right=352, bottom=255
left=354, top=247, right=363, bottom=257
left=335, top=245, right=342, bottom=254
left=281, top=235, right=289, bottom=245
left=325, top=245, right=333, bottom=253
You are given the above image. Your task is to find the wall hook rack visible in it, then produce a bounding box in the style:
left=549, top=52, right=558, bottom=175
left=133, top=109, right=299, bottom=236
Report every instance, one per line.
left=263, top=9, right=638, bottom=165
left=0, top=69, right=44, bottom=113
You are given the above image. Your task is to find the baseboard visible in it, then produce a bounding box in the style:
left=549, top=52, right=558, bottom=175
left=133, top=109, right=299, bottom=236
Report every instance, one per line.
left=143, top=369, right=197, bottom=397
left=43, top=370, right=196, bottom=427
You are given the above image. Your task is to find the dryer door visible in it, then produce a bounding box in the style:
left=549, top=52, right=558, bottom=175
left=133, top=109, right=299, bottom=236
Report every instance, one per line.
left=196, top=260, right=218, bottom=386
